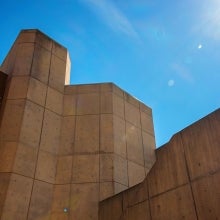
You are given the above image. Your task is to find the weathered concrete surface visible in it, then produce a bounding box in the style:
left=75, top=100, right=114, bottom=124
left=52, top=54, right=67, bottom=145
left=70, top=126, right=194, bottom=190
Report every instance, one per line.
left=99, top=108, right=220, bottom=220
left=0, top=30, right=156, bottom=220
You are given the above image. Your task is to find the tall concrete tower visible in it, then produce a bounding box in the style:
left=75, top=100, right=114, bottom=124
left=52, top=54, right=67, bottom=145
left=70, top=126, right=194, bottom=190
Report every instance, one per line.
left=0, top=30, right=156, bottom=220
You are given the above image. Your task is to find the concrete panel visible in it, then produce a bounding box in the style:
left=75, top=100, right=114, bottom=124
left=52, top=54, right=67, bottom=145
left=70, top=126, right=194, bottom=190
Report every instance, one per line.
left=35, top=30, right=53, bottom=51
left=113, top=94, right=124, bottom=119
left=113, top=116, right=126, bottom=158
left=100, top=154, right=114, bottom=182
left=127, top=200, right=150, bottom=220
left=76, top=93, right=100, bottom=115
left=74, top=115, right=99, bottom=153
left=76, top=84, right=100, bottom=94
left=124, top=92, right=139, bottom=107
left=13, top=43, right=34, bottom=76
left=40, top=109, right=61, bottom=154
left=70, top=183, right=99, bottom=220
left=60, top=116, right=75, bottom=155
left=0, top=173, right=11, bottom=215
left=51, top=184, right=71, bottom=213
left=100, top=182, right=114, bottom=201
left=28, top=180, right=53, bottom=220
left=142, top=131, right=156, bottom=170
left=181, top=116, right=220, bottom=180
left=72, top=154, right=99, bottom=183
left=0, top=142, right=17, bottom=172
left=123, top=180, right=148, bottom=207
left=141, top=111, right=154, bottom=135
left=192, top=172, right=220, bottom=220
left=17, top=30, right=36, bottom=43
left=99, top=194, right=123, bottom=220
left=114, top=182, right=128, bottom=194
left=64, top=85, right=77, bottom=95
left=125, top=102, right=141, bottom=128
left=140, top=103, right=152, bottom=116
left=150, top=185, right=197, bottom=220
left=13, top=143, right=38, bottom=177
left=35, top=150, right=57, bottom=183
left=46, top=87, right=63, bottom=115
left=0, top=99, right=25, bottom=141
left=148, top=134, right=189, bottom=197
left=52, top=41, right=67, bottom=61
left=31, top=44, right=51, bottom=84
left=101, top=92, right=113, bottom=113
left=7, top=76, right=29, bottom=99
left=49, top=55, right=66, bottom=92
left=56, top=156, right=72, bottom=184
left=27, top=77, right=47, bottom=106
left=1, top=174, right=33, bottom=220
left=63, top=94, right=76, bottom=116
left=100, top=114, right=114, bottom=153
left=114, top=155, right=128, bottom=186
left=100, top=83, right=113, bottom=93
left=126, top=123, right=144, bottom=165
left=112, top=84, right=124, bottom=98
left=20, top=100, right=44, bottom=148
left=128, top=161, right=145, bottom=187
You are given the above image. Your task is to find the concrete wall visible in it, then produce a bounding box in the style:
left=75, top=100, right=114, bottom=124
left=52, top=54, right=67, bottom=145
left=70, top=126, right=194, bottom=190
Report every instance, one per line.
left=0, top=29, right=156, bottom=220
left=99, top=108, right=220, bottom=220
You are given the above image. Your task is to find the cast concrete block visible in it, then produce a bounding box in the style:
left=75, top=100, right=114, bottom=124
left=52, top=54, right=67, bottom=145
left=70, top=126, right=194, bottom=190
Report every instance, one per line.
left=150, top=185, right=197, bottom=220
left=46, top=87, right=63, bottom=115
left=123, top=180, right=148, bottom=207
left=55, top=156, right=72, bottom=184
left=1, top=174, right=33, bottom=220
left=70, top=183, right=99, bottom=220
left=0, top=99, right=25, bottom=141
left=64, top=85, right=77, bottom=95
left=31, top=44, right=51, bottom=84
left=99, top=194, right=123, bottom=220
left=0, top=173, right=11, bottom=215
left=114, top=182, right=128, bottom=194
left=100, top=182, right=114, bottom=201
left=128, top=161, right=145, bottom=187
left=112, top=84, right=124, bottom=98
left=17, top=30, right=36, bottom=43
left=7, top=76, right=29, bottom=99
left=60, top=116, right=75, bottom=155
left=113, top=94, right=124, bottom=119
left=35, top=150, right=57, bottom=183
left=13, top=143, right=38, bottom=177
left=35, top=30, right=53, bottom=51
left=28, top=180, right=53, bottom=220
left=125, top=102, right=141, bottom=128
left=52, top=42, right=67, bottom=61
left=72, top=154, right=99, bottom=183
left=100, top=154, right=114, bottom=182
left=127, top=200, right=150, bottom=220
left=100, top=83, right=113, bottom=93
left=126, top=123, right=144, bottom=165
left=63, top=94, right=76, bottom=116
left=148, top=134, right=188, bottom=197
left=77, top=84, right=100, bottom=94
left=142, top=131, right=156, bottom=170
left=19, top=100, right=44, bottom=148
left=181, top=116, right=220, bottom=180
left=40, top=109, right=61, bottom=154
left=100, top=114, right=114, bottom=153
left=51, top=184, right=71, bottom=213
left=76, top=93, right=100, bottom=115
left=27, top=77, right=47, bottom=106
left=192, top=172, right=220, bottom=220
left=50, top=212, right=69, bottom=220
left=124, top=92, right=139, bottom=108
left=0, top=142, right=17, bottom=172
left=141, top=111, right=154, bottom=135
left=13, top=43, right=34, bottom=76
left=113, top=116, right=126, bottom=158
left=101, top=92, right=113, bottom=113
left=49, top=55, right=66, bottom=92
left=74, top=115, right=99, bottom=153
left=114, top=155, right=128, bottom=186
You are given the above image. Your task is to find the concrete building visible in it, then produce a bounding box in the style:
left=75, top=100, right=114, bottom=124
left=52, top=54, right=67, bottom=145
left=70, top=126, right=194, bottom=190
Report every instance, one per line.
left=0, top=30, right=219, bottom=220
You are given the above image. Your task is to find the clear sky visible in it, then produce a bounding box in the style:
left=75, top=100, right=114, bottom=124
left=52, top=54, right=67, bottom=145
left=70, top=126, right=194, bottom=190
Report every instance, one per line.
left=1, top=0, right=219, bottom=147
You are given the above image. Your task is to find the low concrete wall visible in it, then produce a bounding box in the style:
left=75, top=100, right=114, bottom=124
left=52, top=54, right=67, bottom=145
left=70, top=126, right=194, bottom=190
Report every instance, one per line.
left=99, top=108, right=220, bottom=220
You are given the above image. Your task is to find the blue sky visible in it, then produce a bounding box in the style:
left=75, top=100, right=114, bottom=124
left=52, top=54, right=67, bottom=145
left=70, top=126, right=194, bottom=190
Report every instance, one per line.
left=1, top=0, right=219, bottom=147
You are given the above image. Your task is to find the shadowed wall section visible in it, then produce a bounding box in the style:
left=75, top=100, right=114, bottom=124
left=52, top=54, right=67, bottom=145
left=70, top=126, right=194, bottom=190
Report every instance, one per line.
left=99, top=108, right=220, bottom=220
